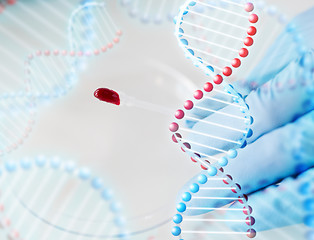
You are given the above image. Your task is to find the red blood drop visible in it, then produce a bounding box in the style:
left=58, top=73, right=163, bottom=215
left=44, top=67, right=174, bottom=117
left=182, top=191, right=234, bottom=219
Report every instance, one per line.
left=247, top=26, right=257, bottom=36
left=94, top=88, right=120, bottom=105
left=244, top=37, right=254, bottom=46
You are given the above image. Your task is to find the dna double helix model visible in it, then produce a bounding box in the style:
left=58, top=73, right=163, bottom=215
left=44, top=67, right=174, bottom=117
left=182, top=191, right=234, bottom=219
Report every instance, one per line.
left=169, top=1, right=258, bottom=238
left=0, top=156, right=127, bottom=240
left=1, top=0, right=122, bottom=156
left=0, top=1, right=126, bottom=239
left=0, top=0, right=313, bottom=239
left=169, top=0, right=314, bottom=239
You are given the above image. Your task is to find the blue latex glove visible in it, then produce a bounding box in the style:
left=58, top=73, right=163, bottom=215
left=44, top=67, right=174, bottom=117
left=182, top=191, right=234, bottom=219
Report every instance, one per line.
left=177, top=7, right=314, bottom=232
left=235, top=6, right=314, bottom=95
left=226, top=167, right=314, bottom=233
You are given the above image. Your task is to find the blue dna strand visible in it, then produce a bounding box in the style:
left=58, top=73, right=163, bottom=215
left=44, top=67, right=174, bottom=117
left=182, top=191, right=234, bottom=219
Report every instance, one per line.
left=120, top=0, right=185, bottom=24
left=172, top=168, right=314, bottom=240
left=174, top=0, right=259, bottom=80
left=26, top=1, right=122, bottom=100
left=0, top=156, right=127, bottom=240
left=169, top=83, right=256, bottom=239
left=68, top=0, right=122, bottom=71
left=69, top=1, right=122, bottom=55
left=0, top=2, right=126, bottom=238
left=0, top=0, right=122, bottom=157
left=172, top=172, right=256, bottom=239
left=0, top=89, right=35, bottom=155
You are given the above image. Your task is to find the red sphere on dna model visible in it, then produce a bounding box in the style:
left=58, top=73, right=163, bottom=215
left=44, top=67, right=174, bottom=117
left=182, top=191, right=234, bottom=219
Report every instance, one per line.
left=193, top=90, right=203, bottom=100
left=244, top=2, right=254, bottom=12
left=239, top=48, right=249, bottom=58
left=169, top=122, right=179, bottom=132
left=244, top=37, right=254, bottom=46
left=184, top=100, right=194, bottom=110
left=247, top=229, right=257, bottom=238
left=223, top=67, right=232, bottom=76
left=204, top=82, right=213, bottom=92
left=175, top=110, right=185, bottom=119
left=249, top=14, right=259, bottom=23
left=232, top=58, right=241, bottom=68
left=247, top=26, right=257, bottom=36
left=214, top=74, right=223, bottom=84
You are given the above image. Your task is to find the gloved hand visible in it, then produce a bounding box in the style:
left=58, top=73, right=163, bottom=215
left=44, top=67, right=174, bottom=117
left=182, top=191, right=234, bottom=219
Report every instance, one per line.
left=177, top=6, right=314, bottom=232
left=225, top=166, right=314, bottom=233
left=235, top=6, right=314, bottom=95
